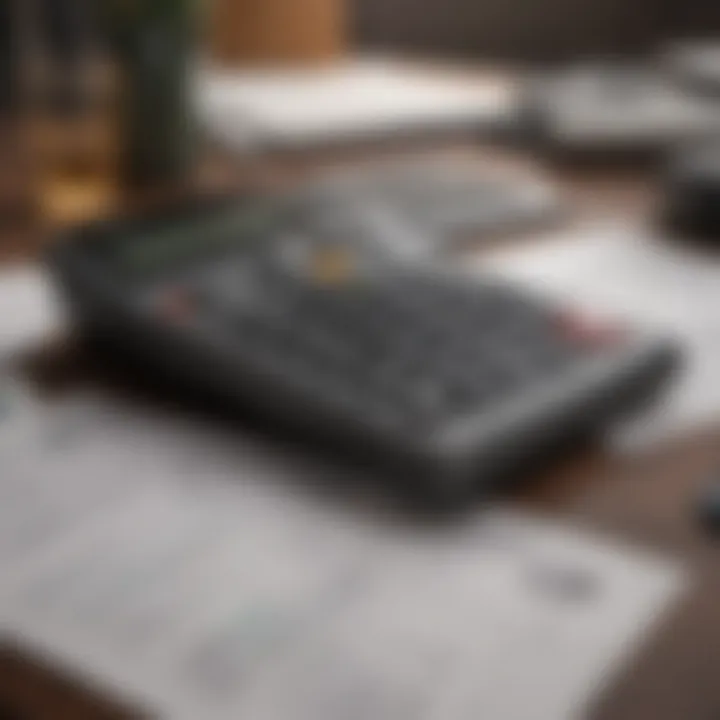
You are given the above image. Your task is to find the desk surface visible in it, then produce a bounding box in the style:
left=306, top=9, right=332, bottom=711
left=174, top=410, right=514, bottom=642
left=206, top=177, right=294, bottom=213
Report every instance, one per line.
left=1, top=129, right=720, bottom=720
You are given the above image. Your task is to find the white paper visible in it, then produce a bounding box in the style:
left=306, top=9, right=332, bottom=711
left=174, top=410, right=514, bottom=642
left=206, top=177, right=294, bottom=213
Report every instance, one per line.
left=479, top=221, right=720, bottom=449
left=0, top=386, right=687, bottom=720
left=0, top=265, right=62, bottom=361
left=197, top=59, right=515, bottom=150
left=537, top=68, right=719, bottom=146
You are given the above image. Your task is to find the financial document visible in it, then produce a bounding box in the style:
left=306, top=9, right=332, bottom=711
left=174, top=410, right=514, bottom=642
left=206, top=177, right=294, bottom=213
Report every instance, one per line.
left=0, top=377, right=686, bottom=720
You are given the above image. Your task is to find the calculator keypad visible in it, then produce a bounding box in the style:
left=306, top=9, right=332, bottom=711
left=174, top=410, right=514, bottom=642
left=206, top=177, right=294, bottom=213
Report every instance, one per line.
left=189, top=265, right=588, bottom=432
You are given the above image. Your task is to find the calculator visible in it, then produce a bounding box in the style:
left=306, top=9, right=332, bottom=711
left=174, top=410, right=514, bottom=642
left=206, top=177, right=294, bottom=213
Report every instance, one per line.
left=49, top=193, right=680, bottom=505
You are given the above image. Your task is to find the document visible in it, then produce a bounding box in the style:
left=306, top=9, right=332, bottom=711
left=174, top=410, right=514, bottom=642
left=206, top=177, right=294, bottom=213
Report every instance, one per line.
left=0, top=264, right=62, bottom=361
left=0, top=384, right=686, bottom=720
left=198, top=59, right=515, bottom=151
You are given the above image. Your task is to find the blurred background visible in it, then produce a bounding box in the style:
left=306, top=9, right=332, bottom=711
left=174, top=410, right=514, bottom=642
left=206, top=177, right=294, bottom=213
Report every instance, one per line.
left=0, top=0, right=718, bottom=246
left=4, top=2, right=720, bottom=720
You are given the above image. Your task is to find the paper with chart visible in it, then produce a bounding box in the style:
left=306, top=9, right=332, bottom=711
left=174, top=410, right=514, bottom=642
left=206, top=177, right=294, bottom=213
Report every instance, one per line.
left=0, top=378, right=686, bottom=720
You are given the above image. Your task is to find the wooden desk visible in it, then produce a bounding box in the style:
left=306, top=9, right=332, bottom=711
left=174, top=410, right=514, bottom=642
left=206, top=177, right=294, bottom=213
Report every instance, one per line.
left=2, top=137, right=720, bottom=720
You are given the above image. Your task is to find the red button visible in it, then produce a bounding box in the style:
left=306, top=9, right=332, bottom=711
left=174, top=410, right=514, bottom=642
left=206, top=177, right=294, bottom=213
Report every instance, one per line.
left=555, top=310, right=627, bottom=348
left=157, top=288, right=195, bottom=323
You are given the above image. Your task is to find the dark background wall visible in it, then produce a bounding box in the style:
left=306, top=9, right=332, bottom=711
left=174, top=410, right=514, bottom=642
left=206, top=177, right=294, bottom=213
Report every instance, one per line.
left=352, top=0, right=720, bottom=62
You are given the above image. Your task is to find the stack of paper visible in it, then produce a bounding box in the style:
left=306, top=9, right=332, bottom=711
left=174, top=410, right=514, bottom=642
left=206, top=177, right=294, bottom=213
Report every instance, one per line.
left=197, top=59, right=516, bottom=151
